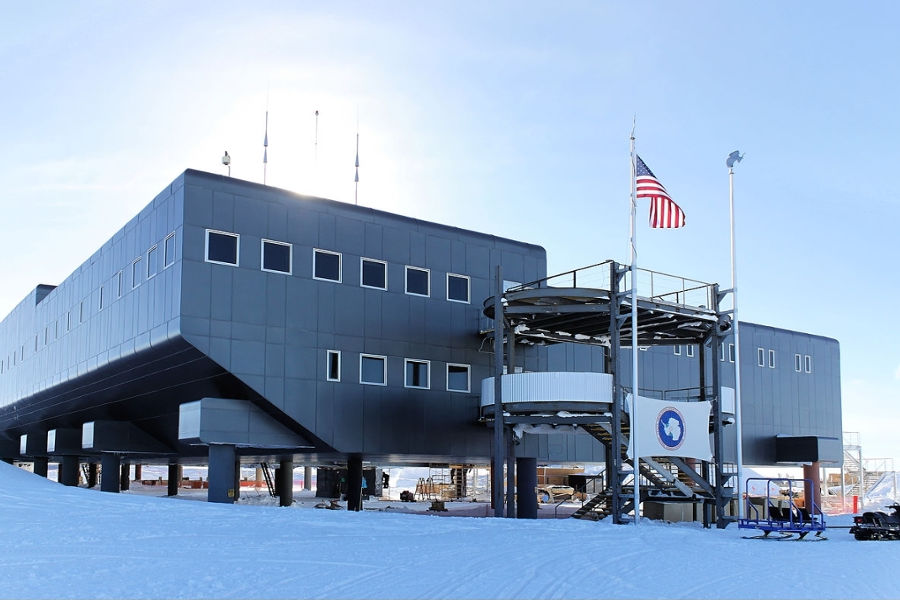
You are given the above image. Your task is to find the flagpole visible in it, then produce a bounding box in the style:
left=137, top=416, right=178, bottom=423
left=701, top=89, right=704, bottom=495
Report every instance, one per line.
left=629, top=126, right=640, bottom=525
left=728, top=153, right=745, bottom=519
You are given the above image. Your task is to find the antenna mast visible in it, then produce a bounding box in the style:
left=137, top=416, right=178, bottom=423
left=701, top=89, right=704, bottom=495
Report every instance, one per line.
left=263, top=110, right=269, bottom=185
left=314, top=110, right=319, bottom=161
left=354, top=126, right=360, bottom=205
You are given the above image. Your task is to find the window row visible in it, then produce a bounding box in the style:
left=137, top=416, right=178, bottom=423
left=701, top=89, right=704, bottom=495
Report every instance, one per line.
left=673, top=344, right=695, bottom=358
left=325, top=350, right=471, bottom=392
left=756, top=347, right=776, bottom=369
left=1, top=233, right=178, bottom=375
left=205, top=230, right=471, bottom=303
left=794, top=353, right=814, bottom=373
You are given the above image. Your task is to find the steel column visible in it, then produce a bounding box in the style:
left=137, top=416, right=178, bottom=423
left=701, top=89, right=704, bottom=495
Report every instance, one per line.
left=346, top=455, right=362, bottom=511
left=491, top=265, right=505, bottom=517
left=58, top=456, right=79, bottom=487
left=208, top=444, right=237, bottom=504
left=608, top=261, right=624, bottom=524
left=167, top=463, right=180, bottom=496
left=100, top=454, right=120, bottom=493
left=711, top=284, right=728, bottom=528
left=516, top=457, right=538, bottom=519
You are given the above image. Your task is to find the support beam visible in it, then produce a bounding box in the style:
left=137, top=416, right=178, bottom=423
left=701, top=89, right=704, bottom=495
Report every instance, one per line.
left=278, top=459, right=294, bottom=507
left=208, top=444, right=237, bottom=504
left=32, top=457, right=49, bottom=478
left=803, top=462, right=822, bottom=513
left=167, top=463, right=180, bottom=496
left=505, top=428, right=516, bottom=518
left=303, top=466, right=312, bottom=491
left=346, top=455, right=362, bottom=511
left=58, top=456, right=80, bottom=487
left=120, top=462, right=130, bottom=491
left=100, top=454, right=121, bottom=493
left=88, top=463, right=99, bottom=488
left=233, top=458, right=241, bottom=501
left=608, top=261, right=624, bottom=523
left=134, top=464, right=142, bottom=481
left=516, top=458, right=538, bottom=519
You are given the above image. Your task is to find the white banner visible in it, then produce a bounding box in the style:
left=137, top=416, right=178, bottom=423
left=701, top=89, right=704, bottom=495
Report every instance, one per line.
left=626, top=394, right=713, bottom=461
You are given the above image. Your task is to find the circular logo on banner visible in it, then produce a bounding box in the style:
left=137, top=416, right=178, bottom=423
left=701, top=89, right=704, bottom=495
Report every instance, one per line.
left=656, top=407, right=685, bottom=451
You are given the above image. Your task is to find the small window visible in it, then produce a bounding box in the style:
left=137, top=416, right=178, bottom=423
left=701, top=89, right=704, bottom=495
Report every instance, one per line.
left=768, top=349, right=776, bottom=368
left=79, top=300, right=86, bottom=323
left=98, top=286, right=104, bottom=311
left=116, top=271, right=123, bottom=298
left=326, top=350, right=341, bottom=382
left=719, top=344, right=725, bottom=362
left=757, top=348, right=765, bottom=367
left=164, top=233, right=176, bottom=267
left=43, top=327, right=48, bottom=345
left=674, top=345, right=681, bottom=356
left=360, top=258, right=387, bottom=290
left=131, top=258, right=142, bottom=289
left=794, top=354, right=802, bottom=372
left=728, top=343, right=735, bottom=362
left=447, top=363, right=471, bottom=393
left=147, top=245, right=159, bottom=278
left=805, top=355, right=813, bottom=373
left=405, top=266, right=430, bottom=296
left=313, top=249, right=341, bottom=282
left=33, top=335, right=37, bottom=351
left=639, top=346, right=648, bottom=352
left=447, top=273, right=470, bottom=303
left=262, top=239, right=292, bottom=274
left=360, top=354, right=387, bottom=386
left=404, top=359, right=430, bottom=389
left=65, top=312, right=70, bottom=332
left=206, top=230, right=239, bottom=266
left=686, top=345, right=694, bottom=358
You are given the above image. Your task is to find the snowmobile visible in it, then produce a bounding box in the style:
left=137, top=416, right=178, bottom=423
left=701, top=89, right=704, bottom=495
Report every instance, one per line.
left=850, top=503, right=900, bottom=540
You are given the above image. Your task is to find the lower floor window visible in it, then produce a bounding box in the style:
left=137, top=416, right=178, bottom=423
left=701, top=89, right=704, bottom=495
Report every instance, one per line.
left=360, top=354, right=387, bottom=385
left=447, top=363, right=470, bottom=393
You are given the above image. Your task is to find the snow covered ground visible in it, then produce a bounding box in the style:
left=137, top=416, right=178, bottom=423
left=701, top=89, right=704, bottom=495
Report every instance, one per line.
left=1, top=461, right=899, bottom=600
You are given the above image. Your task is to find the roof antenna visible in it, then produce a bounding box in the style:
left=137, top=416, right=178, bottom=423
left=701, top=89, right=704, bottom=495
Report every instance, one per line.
left=354, top=110, right=359, bottom=205
left=222, top=150, right=231, bottom=177
left=263, top=109, right=269, bottom=185
left=314, top=109, right=319, bottom=162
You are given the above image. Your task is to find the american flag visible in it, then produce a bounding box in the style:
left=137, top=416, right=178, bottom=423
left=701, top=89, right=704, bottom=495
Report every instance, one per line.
left=636, top=155, right=685, bottom=228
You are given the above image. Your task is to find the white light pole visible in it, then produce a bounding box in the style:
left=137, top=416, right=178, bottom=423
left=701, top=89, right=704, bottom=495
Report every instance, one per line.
left=726, top=150, right=745, bottom=518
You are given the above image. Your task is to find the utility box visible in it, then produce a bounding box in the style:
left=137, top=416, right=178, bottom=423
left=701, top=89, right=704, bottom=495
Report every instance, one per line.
left=643, top=501, right=695, bottom=523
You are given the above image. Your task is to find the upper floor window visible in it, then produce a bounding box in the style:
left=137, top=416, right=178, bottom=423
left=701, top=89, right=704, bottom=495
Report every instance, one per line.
left=404, top=359, right=430, bottom=389
left=794, top=354, right=802, bottom=372
left=147, top=245, right=159, bottom=278
left=447, top=273, right=470, bottom=303
left=262, top=239, right=292, bottom=274
left=686, top=345, right=694, bottom=358
left=98, top=286, right=105, bottom=311
left=757, top=348, right=765, bottom=367
left=205, top=230, right=239, bottom=266
left=674, top=345, right=682, bottom=356
left=360, top=258, right=387, bottom=290
left=768, top=349, right=776, bottom=369
left=313, top=249, right=341, bottom=282
left=804, top=355, right=813, bottom=373
left=728, top=344, right=735, bottom=362
left=164, top=233, right=176, bottom=267
left=116, top=271, right=123, bottom=298
left=131, top=257, right=142, bottom=289
left=405, top=266, right=430, bottom=297
left=447, top=363, right=471, bottom=393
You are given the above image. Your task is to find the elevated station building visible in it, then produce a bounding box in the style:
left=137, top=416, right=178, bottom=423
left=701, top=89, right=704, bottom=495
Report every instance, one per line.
left=0, top=170, right=842, bottom=523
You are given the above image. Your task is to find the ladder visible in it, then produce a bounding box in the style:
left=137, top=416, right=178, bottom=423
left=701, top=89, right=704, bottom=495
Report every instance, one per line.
left=260, top=463, right=276, bottom=497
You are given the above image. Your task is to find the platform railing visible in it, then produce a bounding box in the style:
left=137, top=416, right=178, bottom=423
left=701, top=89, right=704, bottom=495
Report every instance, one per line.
left=508, top=260, right=715, bottom=312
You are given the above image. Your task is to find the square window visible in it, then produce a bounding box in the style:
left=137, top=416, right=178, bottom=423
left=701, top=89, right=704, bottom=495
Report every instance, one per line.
left=206, top=230, right=239, bottom=266
left=447, top=363, right=470, bottom=393
left=360, top=354, right=386, bottom=386
left=361, top=258, right=387, bottom=290
left=262, top=239, right=292, bottom=274
left=132, top=258, right=142, bottom=289
left=728, top=344, right=735, bottom=362
left=147, top=245, right=159, bottom=278
left=794, top=354, right=802, bottom=372
left=405, top=266, right=430, bottom=296
left=314, top=249, right=341, bottom=282
left=805, top=355, right=813, bottom=373
left=326, top=350, right=341, bottom=382
left=674, top=345, right=681, bottom=356
left=447, top=273, right=470, bottom=303
left=757, top=348, right=765, bottom=367
left=686, top=345, right=694, bottom=358
left=768, top=349, right=776, bottom=368
left=164, top=233, right=176, bottom=267
left=404, top=359, right=430, bottom=389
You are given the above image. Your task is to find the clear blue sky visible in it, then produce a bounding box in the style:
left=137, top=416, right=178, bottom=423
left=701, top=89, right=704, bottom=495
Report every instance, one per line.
left=1, top=2, right=896, bottom=459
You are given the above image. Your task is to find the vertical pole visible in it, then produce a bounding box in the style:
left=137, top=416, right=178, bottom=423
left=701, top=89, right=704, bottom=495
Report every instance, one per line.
left=729, top=165, right=745, bottom=519
left=346, top=455, right=362, bottom=511
left=516, top=457, right=538, bottom=519
left=629, top=130, right=640, bottom=524
left=168, top=463, right=180, bottom=496
left=506, top=428, right=516, bottom=518
left=492, top=265, right=505, bottom=517
left=120, top=461, right=130, bottom=491
left=699, top=335, right=709, bottom=528
left=609, top=261, right=623, bottom=523
left=712, top=284, right=727, bottom=528
left=87, top=462, right=99, bottom=488
left=304, top=466, right=313, bottom=491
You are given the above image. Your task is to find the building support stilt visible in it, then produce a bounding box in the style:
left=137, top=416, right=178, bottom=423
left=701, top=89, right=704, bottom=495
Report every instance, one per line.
left=346, top=455, right=362, bottom=511
left=100, top=454, right=120, bottom=493
left=278, top=458, right=294, bottom=507
left=516, top=457, right=537, bottom=519
left=208, top=444, right=236, bottom=504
